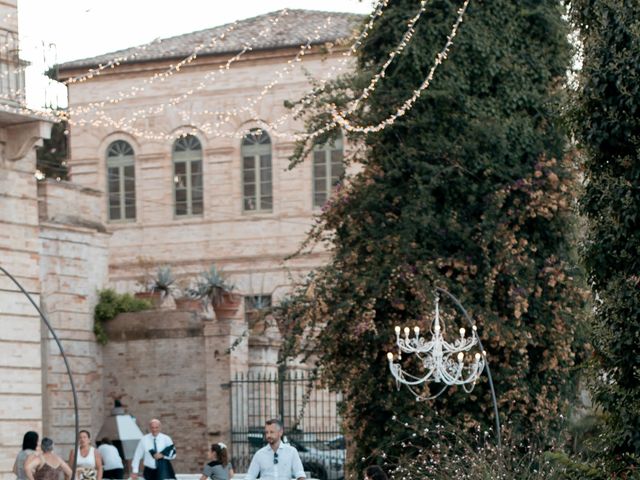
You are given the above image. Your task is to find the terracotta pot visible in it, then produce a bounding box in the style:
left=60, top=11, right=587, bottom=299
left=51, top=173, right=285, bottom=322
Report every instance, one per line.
left=134, top=291, right=175, bottom=310
left=174, top=297, right=203, bottom=312
left=213, top=292, right=242, bottom=319
left=134, top=291, right=163, bottom=308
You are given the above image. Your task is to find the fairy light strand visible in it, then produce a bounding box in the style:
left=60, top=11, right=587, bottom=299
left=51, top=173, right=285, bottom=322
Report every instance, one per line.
left=301, top=0, right=471, bottom=139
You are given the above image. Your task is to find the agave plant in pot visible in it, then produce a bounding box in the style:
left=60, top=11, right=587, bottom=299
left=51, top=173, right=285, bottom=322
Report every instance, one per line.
left=135, top=266, right=177, bottom=309
left=188, top=265, right=240, bottom=319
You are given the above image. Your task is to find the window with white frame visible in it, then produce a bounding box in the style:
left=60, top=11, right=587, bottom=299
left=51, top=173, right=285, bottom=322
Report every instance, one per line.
left=312, top=132, right=344, bottom=208
left=106, top=140, right=136, bottom=221
left=241, top=129, right=272, bottom=212
left=173, top=135, right=204, bottom=217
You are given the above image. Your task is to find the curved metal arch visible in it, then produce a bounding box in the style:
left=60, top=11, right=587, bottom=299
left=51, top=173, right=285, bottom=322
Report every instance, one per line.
left=435, top=286, right=501, bottom=448
left=0, top=266, right=79, bottom=477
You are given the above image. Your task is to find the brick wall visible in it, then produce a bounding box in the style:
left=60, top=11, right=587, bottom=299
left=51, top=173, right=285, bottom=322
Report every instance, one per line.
left=101, top=310, right=242, bottom=473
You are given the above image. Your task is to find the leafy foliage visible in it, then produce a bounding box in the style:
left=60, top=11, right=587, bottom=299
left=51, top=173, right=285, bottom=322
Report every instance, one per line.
left=36, top=119, right=69, bottom=180
left=282, top=0, right=587, bottom=472
left=570, top=0, right=640, bottom=471
left=93, top=289, right=151, bottom=344
left=188, top=265, right=235, bottom=307
left=146, top=266, right=177, bottom=298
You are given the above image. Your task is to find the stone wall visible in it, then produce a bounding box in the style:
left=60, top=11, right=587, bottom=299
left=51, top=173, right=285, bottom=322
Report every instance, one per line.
left=37, top=179, right=110, bottom=457
left=0, top=116, right=52, bottom=480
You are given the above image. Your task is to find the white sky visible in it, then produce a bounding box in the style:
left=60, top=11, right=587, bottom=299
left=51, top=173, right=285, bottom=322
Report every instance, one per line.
left=17, top=0, right=375, bottom=108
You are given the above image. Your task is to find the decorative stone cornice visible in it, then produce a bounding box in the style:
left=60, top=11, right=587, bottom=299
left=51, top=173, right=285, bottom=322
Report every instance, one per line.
left=4, top=121, right=53, bottom=161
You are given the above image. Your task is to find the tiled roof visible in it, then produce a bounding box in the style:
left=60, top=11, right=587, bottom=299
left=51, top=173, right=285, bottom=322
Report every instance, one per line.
left=57, top=9, right=363, bottom=71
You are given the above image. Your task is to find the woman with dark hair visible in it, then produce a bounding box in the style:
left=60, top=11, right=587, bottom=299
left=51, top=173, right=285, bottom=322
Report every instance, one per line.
left=69, top=430, right=103, bottom=480
left=363, top=465, right=388, bottom=480
left=13, top=431, right=39, bottom=480
left=200, top=443, right=234, bottom=480
left=24, top=437, right=72, bottom=480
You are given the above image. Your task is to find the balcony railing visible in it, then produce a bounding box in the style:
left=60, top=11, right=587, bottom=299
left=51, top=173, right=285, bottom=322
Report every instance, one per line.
left=0, top=27, right=26, bottom=106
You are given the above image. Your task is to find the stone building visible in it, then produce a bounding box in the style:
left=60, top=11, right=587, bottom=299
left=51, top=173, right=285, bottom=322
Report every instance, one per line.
left=0, top=8, right=357, bottom=478
left=1, top=1, right=106, bottom=479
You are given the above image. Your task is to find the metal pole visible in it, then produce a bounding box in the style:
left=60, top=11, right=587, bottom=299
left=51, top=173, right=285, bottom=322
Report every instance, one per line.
left=0, top=266, right=79, bottom=477
left=434, top=286, right=501, bottom=448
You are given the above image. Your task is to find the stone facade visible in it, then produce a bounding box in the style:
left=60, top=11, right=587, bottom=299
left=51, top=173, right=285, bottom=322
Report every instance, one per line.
left=57, top=25, right=353, bottom=301
left=0, top=2, right=54, bottom=473
left=38, top=180, right=110, bottom=452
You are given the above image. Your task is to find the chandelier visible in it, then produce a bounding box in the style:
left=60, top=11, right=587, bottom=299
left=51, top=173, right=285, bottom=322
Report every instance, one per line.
left=387, top=292, right=486, bottom=401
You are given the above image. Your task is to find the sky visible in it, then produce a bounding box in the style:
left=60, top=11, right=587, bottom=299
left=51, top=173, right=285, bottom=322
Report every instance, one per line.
left=17, top=0, right=375, bottom=108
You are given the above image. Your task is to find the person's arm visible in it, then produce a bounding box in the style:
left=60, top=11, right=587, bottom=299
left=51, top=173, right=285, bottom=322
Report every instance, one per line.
left=68, top=450, right=75, bottom=469
left=290, top=448, right=306, bottom=480
left=228, top=466, right=235, bottom=478
left=12, top=454, right=18, bottom=475
left=243, top=453, right=261, bottom=480
left=94, top=448, right=103, bottom=480
left=130, top=438, right=145, bottom=479
left=59, top=456, right=73, bottom=480
left=24, top=454, right=40, bottom=480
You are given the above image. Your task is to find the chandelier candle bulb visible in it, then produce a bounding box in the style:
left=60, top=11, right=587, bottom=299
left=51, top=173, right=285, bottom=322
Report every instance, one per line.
left=387, top=352, right=394, bottom=362
left=459, top=327, right=465, bottom=337
left=414, top=326, right=420, bottom=337
left=404, top=327, right=410, bottom=338
left=457, top=352, right=464, bottom=362
left=395, top=326, right=401, bottom=335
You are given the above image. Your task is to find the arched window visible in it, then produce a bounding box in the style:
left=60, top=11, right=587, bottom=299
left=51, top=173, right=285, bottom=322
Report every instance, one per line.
left=173, top=134, right=203, bottom=217
left=106, top=140, right=136, bottom=221
left=312, top=132, right=344, bottom=208
left=241, top=129, right=272, bottom=212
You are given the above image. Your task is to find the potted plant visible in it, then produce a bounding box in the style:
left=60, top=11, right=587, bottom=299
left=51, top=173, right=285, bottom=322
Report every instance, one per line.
left=135, top=266, right=177, bottom=308
left=188, top=265, right=240, bottom=318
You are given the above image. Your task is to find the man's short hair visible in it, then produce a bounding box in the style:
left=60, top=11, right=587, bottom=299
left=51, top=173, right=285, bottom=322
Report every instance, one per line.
left=265, top=418, right=283, bottom=431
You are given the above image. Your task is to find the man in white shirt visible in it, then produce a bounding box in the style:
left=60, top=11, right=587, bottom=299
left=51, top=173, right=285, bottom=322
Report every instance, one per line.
left=131, top=419, right=176, bottom=480
left=245, top=419, right=306, bottom=480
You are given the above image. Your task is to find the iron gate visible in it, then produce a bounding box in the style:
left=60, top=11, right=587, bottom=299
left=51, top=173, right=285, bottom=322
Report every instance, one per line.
left=230, top=370, right=345, bottom=479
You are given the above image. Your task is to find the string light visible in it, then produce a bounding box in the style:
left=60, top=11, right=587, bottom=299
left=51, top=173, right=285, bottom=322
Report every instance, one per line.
left=346, top=0, right=429, bottom=115
left=84, top=13, right=338, bottom=136
left=8, top=0, right=466, bottom=145
left=60, top=1, right=392, bottom=141
left=60, top=9, right=291, bottom=119
left=305, top=0, right=471, bottom=139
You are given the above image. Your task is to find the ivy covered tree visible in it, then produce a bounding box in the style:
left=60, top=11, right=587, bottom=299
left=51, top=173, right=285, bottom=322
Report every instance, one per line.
left=36, top=119, right=69, bottom=180
left=282, top=0, right=587, bottom=472
left=571, top=0, right=640, bottom=472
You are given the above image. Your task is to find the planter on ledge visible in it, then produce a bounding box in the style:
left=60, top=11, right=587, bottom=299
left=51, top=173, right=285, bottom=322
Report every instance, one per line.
left=213, top=292, right=242, bottom=319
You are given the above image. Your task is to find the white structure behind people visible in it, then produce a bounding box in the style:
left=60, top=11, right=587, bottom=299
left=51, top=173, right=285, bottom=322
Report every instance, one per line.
left=245, top=419, right=306, bottom=480
left=131, top=419, right=176, bottom=480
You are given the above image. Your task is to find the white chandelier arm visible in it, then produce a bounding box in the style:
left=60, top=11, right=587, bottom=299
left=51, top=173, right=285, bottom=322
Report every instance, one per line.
left=389, top=362, right=436, bottom=386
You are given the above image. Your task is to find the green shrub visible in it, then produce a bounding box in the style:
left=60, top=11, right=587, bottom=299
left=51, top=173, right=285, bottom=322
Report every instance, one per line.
left=93, top=289, right=151, bottom=344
